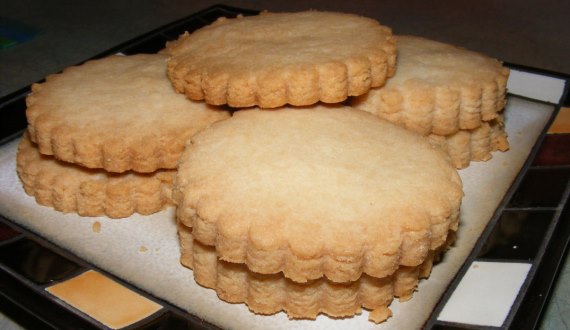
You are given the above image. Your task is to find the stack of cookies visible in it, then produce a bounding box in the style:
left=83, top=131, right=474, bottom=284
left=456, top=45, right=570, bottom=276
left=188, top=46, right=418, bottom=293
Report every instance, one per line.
left=166, top=12, right=477, bottom=323
left=353, top=35, right=510, bottom=169
left=16, top=10, right=511, bottom=325
left=173, top=105, right=463, bottom=323
left=17, top=54, right=230, bottom=218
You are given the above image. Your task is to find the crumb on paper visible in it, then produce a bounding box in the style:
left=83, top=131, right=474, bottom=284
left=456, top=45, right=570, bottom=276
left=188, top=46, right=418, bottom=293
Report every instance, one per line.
left=92, top=221, right=101, bottom=233
left=369, top=305, right=392, bottom=324
left=139, top=246, right=148, bottom=253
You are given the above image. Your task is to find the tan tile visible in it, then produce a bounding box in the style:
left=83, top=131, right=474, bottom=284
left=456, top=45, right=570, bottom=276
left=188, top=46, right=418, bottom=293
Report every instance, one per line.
left=549, top=107, right=570, bottom=133
left=47, top=270, right=162, bottom=329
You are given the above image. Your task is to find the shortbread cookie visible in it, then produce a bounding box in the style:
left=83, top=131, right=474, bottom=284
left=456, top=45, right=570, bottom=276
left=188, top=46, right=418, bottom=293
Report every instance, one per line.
left=352, top=35, right=510, bottom=135
left=26, top=54, right=230, bottom=173
left=17, top=133, right=175, bottom=218
left=178, top=222, right=437, bottom=323
left=174, top=106, right=463, bottom=283
left=428, top=117, right=509, bottom=169
left=166, top=11, right=396, bottom=108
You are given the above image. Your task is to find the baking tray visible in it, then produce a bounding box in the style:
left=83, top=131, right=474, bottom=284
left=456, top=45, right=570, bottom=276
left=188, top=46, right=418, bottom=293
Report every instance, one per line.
left=1, top=4, right=569, bottom=330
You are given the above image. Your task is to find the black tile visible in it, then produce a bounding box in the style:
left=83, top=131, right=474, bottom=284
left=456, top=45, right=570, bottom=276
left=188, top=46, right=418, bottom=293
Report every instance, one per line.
left=508, top=167, right=570, bottom=208
left=0, top=270, right=98, bottom=329
left=133, top=310, right=218, bottom=330
left=121, top=35, right=171, bottom=55
left=431, top=323, right=493, bottom=330
left=478, top=210, right=554, bottom=260
left=0, top=93, right=27, bottom=142
left=0, top=238, right=84, bottom=285
left=563, top=92, right=570, bottom=107
left=0, top=220, right=21, bottom=242
left=514, top=196, right=570, bottom=329
left=0, top=292, right=58, bottom=330
left=533, top=134, right=570, bottom=166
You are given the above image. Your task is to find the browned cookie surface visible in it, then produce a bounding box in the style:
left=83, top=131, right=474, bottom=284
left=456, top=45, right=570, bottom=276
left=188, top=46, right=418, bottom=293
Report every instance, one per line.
left=26, top=54, right=230, bottom=173
left=353, top=35, right=509, bottom=135
left=174, top=106, right=463, bottom=283
left=166, top=11, right=396, bottom=108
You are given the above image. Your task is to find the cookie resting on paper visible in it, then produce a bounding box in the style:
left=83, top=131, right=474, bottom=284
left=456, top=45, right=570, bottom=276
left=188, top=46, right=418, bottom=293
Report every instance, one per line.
left=173, top=106, right=463, bottom=284
left=178, top=222, right=447, bottom=324
left=353, top=35, right=510, bottom=136
left=17, top=133, right=175, bottom=218
left=25, top=54, right=230, bottom=173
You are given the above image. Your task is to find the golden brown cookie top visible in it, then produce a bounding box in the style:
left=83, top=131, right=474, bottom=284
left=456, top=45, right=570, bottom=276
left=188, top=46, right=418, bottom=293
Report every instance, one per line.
left=353, top=35, right=510, bottom=135
left=166, top=11, right=396, bottom=108
left=174, top=106, right=463, bottom=283
left=26, top=54, right=230, bottom=173
left=392, top=35, right=508, bottom=86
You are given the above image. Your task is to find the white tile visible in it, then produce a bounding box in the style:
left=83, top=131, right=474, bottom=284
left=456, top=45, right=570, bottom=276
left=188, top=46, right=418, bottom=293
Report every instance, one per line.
left=437, top=261, right=531, bottom=327
left=507, top=69, right=566, bottom=104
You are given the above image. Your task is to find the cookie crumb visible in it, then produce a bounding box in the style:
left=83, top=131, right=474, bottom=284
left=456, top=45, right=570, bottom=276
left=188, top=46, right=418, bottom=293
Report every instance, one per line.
left=92, top=221, right=101, bottom=233
left=369, top=306, right=392, bottom=323
left=139, top=246, right=148, bottom=253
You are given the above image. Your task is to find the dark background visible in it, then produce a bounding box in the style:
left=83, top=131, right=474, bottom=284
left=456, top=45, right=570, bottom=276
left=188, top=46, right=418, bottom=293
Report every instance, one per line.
left=1, top=0, right=569, bottom=99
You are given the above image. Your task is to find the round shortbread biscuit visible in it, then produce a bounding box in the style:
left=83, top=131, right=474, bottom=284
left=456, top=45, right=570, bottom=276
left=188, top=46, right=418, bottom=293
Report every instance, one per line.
left=174, top=106, right=463, bottom=283
left=166, top=11, right=396, bottom=108
left=178, top=222, right=439, bottom=324
left=26, top=54, right=230, bottom=173
left=428, top=116, right=509, bottom=169
left=17, top=133, right=175, bottom=218
left=353, top=35, right=510, bottom=135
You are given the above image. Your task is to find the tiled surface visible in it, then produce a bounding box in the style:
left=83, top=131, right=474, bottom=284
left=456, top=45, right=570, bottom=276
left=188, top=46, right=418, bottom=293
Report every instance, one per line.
left=508, top=167, right=570, bottom=208
left=0, top=238, right=84, bottom=284
left=0, top=5, right=569, bottom=330
left=0, top=218, right=215, bottom=330
left=427, top=91, right=570, bottom=329
left=506, top=70, right=566, bottom=104
left=534, top=134, right=570, bottom=166
left=549, top=107, right=570, bottom=133
left=437, top=261, right=532, bottom=327
left=46, top=270, right=163, bottom=329
left=477, top=210, right=554, bottom=261
left=540, top=257, right=570, bottom=330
